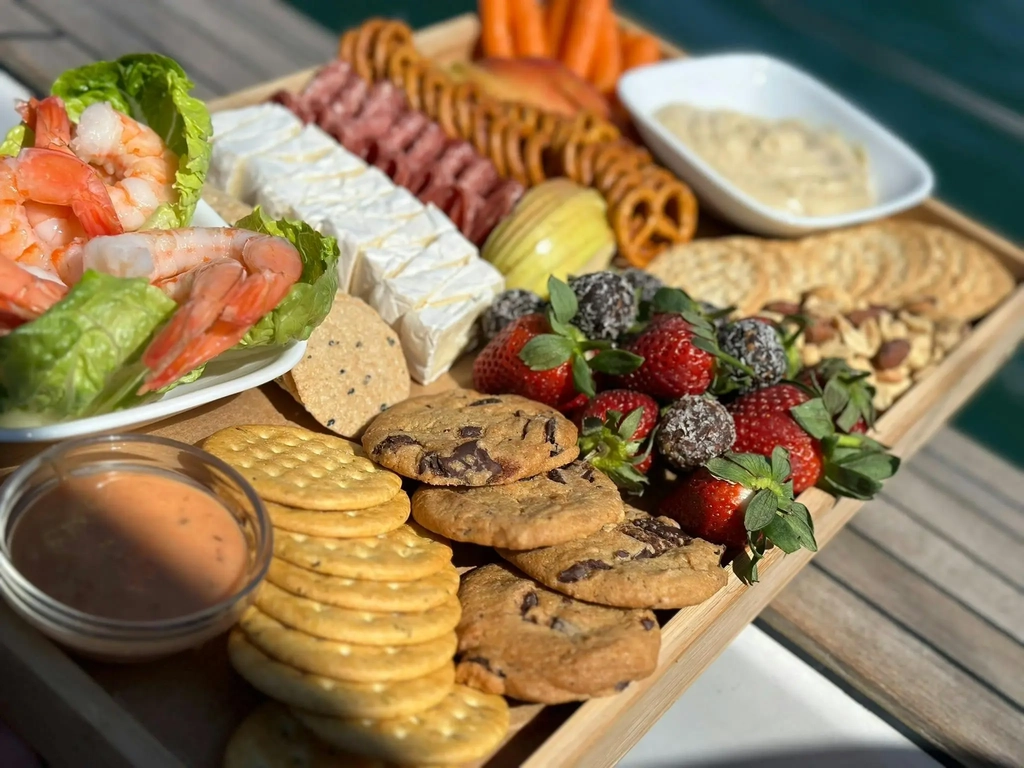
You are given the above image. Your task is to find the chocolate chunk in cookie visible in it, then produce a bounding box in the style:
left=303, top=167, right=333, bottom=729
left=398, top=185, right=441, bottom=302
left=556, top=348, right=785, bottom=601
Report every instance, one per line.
left=455, top=563, right=660, bottom=703
left=498, top=508, right=728, bottom=609
left=412, top=460, right=624, bottom=549
left=362, top=389, right=579, bottom=486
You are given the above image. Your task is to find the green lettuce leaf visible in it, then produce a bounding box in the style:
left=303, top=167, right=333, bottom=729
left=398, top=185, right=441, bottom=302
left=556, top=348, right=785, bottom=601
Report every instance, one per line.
left=1, top=54, right=211, bottom=227
left=0, top=271, right=176, bottom=423
left=0, top=124, right=29, bottom=157
left=233, top=207, right=340, bottom=347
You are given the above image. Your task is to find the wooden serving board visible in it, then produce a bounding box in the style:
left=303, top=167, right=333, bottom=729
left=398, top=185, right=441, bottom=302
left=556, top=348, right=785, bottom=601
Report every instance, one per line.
left=1, top=13, right=1023, bottom=768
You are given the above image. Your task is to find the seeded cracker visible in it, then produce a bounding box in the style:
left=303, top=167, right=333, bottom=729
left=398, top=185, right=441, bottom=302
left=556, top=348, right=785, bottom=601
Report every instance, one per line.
left=280, top=294, right=410, bottom=438
left=238, top=606, right=458, bottom=682
left=223, top=702, right=381, bottom=768
left=227, top=629, right=455, bottom=718
left=255, top=582, right=462, bottom=646
left=295, top=685, right=510, bottom=766
left=266, top=558, right=460, bottom=612
left=202, top=425, right=402, bottom=510
left=266, top=491, right=410, bottom=538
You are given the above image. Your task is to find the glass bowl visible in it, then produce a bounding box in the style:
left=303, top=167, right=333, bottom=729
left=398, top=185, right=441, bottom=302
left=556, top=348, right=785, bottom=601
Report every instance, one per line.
left=0, top=434, right=271, bottom=662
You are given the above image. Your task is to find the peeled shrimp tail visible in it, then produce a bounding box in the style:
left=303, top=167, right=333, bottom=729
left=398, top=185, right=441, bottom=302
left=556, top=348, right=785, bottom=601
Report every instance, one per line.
left=137, top=235, right=302, bottom=394
left=17, top=96, right=73, bottom=152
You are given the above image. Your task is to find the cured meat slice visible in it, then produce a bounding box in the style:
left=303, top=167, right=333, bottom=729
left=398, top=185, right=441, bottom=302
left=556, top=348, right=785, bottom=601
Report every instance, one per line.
left=430, top=141, right=476, bottom=185
left=377, top=111, right=431, bottom=157
left=456, top=158, right=499, bottom=198
left=404, top=124, right=448, bottom=167
left=337, top=76, right=369, bottom=117
left=270, top=90, right=313, bottom=123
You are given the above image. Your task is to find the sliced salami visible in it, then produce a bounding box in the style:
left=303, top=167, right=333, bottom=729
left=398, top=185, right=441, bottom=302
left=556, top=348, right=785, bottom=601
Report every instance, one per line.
left=456, top=158, right=499, bottom=198
left=404, top=123, right=448, bottom=167
left=430, top=140, right=476, bottom=184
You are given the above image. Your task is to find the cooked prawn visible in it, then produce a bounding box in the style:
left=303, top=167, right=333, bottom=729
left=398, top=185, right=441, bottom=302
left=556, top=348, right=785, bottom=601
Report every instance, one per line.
left=0, top=257, right=67, bottom=332
left=69, top=102, right=179, bottom=231
left=0, top=148, right=123, bottom=274
left=76, top=228, right=303, bottom=394
left=17, top=96, right=73, bottom=152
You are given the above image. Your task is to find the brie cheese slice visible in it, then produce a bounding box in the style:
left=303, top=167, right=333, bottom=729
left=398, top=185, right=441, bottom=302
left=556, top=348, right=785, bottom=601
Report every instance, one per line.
left=211, top=104, right=284, bottom=141
left=237, top=125, right=338, bottom=202
left=317, top=212, right=411, bottom=293
left=379, top=205, right=456, bottom=248
left=208, top=108, right=303, bottom=198
left=398, top=293, right=492, bottom=385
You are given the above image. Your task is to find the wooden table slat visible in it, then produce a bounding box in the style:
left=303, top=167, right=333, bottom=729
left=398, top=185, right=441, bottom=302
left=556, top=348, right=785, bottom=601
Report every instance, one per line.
left=880, top=463, right=1024, bottom=588
left=849, top=497, right=1024, bottom=642
left=210, top=0, right=339, bottom=60
left=762, top=565, right=1024, bottom=768
left=0, top=0, right=94, bottom=94
left=811, top=527, right=1024, bottom=708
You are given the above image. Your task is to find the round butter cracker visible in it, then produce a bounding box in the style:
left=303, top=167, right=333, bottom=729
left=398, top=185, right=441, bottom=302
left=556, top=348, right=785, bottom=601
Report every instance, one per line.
left=295, top=684, right=510, bottom=766
left=255, top=581, right=462, bottom=646
left=267, top=558, right=460, bottom=612
left=202, top=425, right=402, bottom=510
left=267, top=492, right=410, bottom=538
left=228, top=629, right=454, bottom=719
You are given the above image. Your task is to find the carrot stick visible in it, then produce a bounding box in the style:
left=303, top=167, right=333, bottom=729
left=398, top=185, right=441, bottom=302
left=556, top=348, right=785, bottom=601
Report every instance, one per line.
left=623, top=31, right=661, bottom=70
left=545, top=0, right=572, bottom=57
left=479, top=0, right=515, bottom=58
left=589, top=9, right=622, bottom=92
left=512, top=0, right=548, bottom=57
left=560, top=0, right=610, bottom=78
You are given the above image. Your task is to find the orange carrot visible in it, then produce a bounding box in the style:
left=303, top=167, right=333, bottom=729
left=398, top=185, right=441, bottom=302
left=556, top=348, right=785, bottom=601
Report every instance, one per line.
left=623, top=31, right=661, bottom=70
left=560, top=0, right=611, bottom=79
left=589, top=9, right=622, bottom=92
left=479, top=0, right=515, bottom=58
left=512, top=0, right=548, bottom=57
left=545, top=0, right=572, bottom=57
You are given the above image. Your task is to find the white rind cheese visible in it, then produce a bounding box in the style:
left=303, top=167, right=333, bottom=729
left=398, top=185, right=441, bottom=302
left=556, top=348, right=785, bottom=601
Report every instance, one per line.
left=209, top=106, right=501, bottom=382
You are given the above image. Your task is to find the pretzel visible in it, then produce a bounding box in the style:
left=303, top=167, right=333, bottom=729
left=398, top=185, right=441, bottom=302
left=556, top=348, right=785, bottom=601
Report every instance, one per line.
left=335, top=18, right=700, bottom=261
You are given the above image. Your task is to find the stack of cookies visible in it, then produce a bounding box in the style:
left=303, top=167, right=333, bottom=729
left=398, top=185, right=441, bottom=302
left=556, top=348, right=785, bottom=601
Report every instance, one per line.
left=203, top=425, right=510, bottom=766
left=362, top=390, right=730, bottom=705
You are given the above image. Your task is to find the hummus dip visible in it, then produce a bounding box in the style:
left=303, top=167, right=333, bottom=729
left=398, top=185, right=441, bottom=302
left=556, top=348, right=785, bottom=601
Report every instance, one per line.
left=655, top=103, right=874, bottom=217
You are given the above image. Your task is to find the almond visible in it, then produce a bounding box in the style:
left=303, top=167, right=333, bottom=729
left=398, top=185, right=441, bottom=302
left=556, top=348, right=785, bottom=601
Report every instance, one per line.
left=873, top=339, right=912, bottom=370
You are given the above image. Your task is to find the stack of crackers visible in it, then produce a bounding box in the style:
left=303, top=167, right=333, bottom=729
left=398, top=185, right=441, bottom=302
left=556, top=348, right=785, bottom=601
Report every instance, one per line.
left=647, top=221, right=1016, bottom=322
left=203, top=425, right=510, bottom=766
left=361, top=389, right=729, bottom=705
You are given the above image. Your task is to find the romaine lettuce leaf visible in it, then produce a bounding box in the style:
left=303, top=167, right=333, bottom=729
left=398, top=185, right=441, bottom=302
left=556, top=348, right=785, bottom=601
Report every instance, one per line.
left=0, top=271, right=176, bottom=423
left=0, top=124, right=29, bottom=157
left=234, top=207, right=340, bottom=347
left=0, top=54, right=211, bottom=228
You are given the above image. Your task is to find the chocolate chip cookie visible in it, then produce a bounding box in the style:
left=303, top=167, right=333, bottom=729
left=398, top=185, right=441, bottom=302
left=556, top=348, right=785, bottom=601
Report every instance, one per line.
left=498, top=508, right=728, bottom=609
left=455, top=564, right=660, bottom=703
left=412, top=461, right=624, bottom=549
left=362, top=389, right=579, bottom=487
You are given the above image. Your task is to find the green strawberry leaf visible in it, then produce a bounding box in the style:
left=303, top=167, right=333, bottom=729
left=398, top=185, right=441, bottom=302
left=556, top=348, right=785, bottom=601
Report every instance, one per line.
left=729, top=452, right=773, bottom=479
left=548, top=276, right=578, bottom=325
left=822, top=377, right=849, bottom=416
left=616, top=407, right=644, bottom=441
left=572, top=354, right=596, bottom=398
left=706, top=454, right=756, bottom=487
left=762, top=515, right=803, bottom=554
left=519, top=335, right=574, bottom=370
left=651, top=287, right=693, bottom=315
left=790, top=398, right=835, bottom=440
left=546, top=311, right=572, bottom=338
left=770, top=446, right=792, bottom=484
left=744, top=489, right=778, bottom=531
left=589, top=348, right=644, bottom=375
left=789, top=501, right=816, bottom=535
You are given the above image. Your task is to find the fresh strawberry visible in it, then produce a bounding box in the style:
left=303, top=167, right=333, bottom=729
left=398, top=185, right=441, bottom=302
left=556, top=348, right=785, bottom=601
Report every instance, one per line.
left=727, top=381, right=898, bottom=499
left=616, top=313, right=715, bottom=399
left=577, top=389, right=660, bottom=479
left=659, top=448, right=817, bottom=581
left=473, top=313, right=576, bottom=406
left=728, top=383, right=822, bottom=493
left=579, top=390, right=660, bottom=437
left=473, top=276, right=643, bottom=407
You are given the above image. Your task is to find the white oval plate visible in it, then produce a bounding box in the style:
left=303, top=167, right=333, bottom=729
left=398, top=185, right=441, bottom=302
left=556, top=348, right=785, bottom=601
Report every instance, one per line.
left=0, top=200, right=307, bottom=443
